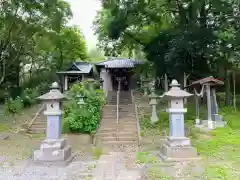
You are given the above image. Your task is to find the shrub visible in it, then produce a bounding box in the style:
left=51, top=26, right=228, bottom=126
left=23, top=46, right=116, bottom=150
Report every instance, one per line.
left=20, top=88, right=40, bottom=107
left=4, top=96, right=24, bottom=115
left=62, top=82, right=105, bottom=134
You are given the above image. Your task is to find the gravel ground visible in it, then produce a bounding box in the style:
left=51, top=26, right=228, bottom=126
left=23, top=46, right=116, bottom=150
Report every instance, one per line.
left=0, top=133, right=97, bottom=180
left=0, top=157, right=97, bottom=180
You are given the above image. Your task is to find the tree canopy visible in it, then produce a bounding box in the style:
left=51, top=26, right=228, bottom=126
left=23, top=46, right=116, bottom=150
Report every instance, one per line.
left=94, top=0, right=240, bottom=82
left=0, top=0, right=87, bottom=90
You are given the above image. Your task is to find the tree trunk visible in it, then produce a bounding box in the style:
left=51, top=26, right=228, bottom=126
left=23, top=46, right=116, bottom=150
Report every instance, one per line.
left=233, top=70, right=236, bottom=111
left=164, top=73, right=168, bottom=92
left=224, top=68, right=231, bottom=106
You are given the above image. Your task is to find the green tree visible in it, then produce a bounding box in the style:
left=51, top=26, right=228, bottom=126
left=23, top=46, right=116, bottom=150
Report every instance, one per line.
left=94, top=0, right=240, bottom=88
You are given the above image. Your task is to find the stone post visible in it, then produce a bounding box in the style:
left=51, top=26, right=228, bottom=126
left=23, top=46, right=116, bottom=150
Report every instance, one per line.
left=195, top=93, right=200, bottom=125
left=149, top=87, right=159, bottom=124
left=33, top=82, right=73, bottom=166
left=159, top=80, right=199, bottom=161
left=206, top=84, right=214, bottom=129
left=211, top=87, right=226, bottom=127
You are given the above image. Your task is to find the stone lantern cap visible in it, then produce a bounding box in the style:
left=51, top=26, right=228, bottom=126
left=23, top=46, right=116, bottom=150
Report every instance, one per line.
left=38, top=82, right=65, bottom=101
left=163, top=79, right=193, bottom=100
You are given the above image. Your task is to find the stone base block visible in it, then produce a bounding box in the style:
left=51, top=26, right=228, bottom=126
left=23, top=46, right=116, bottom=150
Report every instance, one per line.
left=159, top=137, right=201, bottom=162
left=200, top=119, right=226, bottom=129
left=212, top=114, right=223, bottom=121
left=33, top=138, right=74, bottom=166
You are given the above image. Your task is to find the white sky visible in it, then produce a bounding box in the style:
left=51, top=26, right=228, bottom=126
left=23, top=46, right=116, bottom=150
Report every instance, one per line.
left=66, top=0, right=102, bottom=49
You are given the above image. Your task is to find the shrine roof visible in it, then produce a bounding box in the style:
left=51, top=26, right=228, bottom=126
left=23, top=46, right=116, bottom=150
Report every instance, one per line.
left=187, top=76, right=224, bottom=87
left=57, top=61, right=93, bottom=74
left=96, top=57, right=144, bottom=68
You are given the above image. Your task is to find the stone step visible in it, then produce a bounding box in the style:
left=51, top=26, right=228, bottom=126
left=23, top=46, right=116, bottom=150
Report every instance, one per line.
left=32, top=121, right=47, bottom=125
left=100, top=121, right=137, bottom=126
left=100, top=121, right=137, bottom=125
left=100, top=140, right=138, bottom=145
left=28, top=128, right=46, bottom=134
left=99, top=136, right=138, bottom=142
left=102, top=115, right=135, bottom=119
left=117, top=170, right=142, bottom=180
left=98, top=129, right=138, bottom=134
left=98, top=131, right=138, bottom=137
left=99, top=126, right=137, bottom=131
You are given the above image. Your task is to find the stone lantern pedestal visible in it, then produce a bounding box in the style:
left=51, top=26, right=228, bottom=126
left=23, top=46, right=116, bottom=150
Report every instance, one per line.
left=33, top=82, right=73, bottom=166
left=159, top=80, right=200, bottom=161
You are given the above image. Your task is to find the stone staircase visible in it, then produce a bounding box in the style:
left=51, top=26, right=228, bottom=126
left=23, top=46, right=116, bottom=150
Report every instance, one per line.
left=107, top=91, right=132, bottom=105
left=93, top=91, right=144, bottom=179
left=96, top=104, right=138, bottom=147
left=27, top=105, right=46, bottom=134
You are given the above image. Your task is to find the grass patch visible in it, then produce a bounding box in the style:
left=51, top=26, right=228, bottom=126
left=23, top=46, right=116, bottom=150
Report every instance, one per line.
left=0, top=123, right=10, bottom=132
left=91, top=147, right=103, bottom=160
left=136, top=151, right=173, bottom=179
left=148, top=167, right=174, bottom=180
left=203, top=165, right=238, bottom=179
left=138, top=99, right=240, bottom=178
left=136, top=151, right=159, bottom=164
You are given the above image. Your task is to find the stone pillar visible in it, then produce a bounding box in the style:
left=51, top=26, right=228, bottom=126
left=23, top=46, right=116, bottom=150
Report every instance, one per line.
left=33, top=82, right=73, bottom=166
left=159, top=80, right=199, bottom=161
left=149, top=87, right=159, bottom=124
left=206, top=84, right=215, bottom=129
left=211, top=87, right=226, bottom=127
left=195, top=92, right=200, bottom=125
left=164, top=74, right=168, bottom=92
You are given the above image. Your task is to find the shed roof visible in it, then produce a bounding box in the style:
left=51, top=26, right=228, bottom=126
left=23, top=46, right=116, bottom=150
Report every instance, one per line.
left=96, top=57, right=143, bottom=68
left=187, top=76, right=224, bottom=87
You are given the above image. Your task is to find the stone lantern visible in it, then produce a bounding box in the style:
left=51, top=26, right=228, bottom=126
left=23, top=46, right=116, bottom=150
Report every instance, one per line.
left=142, top=79, right=149, bottom=97
left=149, top=86, right=159, bottom=124
left=87, top=78, right=95, bottom=90
left=76, top=94, right=85, bottom=106
left=159, top=80, right=199, bottom=161
left=33, top=82, right=73, bottom=165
